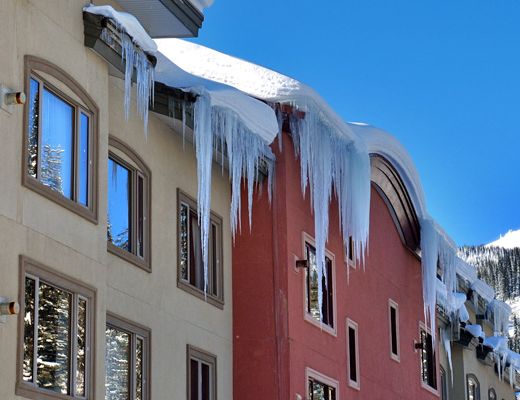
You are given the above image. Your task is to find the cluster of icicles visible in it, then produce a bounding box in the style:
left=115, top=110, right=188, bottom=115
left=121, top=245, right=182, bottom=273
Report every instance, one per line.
left=101, top=25, right=155, bottom=133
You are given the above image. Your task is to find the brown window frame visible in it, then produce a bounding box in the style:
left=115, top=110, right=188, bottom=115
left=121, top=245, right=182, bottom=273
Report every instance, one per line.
left=177, top=189, right=224, bottom=309
left=16, top=256, right=96, bottom=400
left=23, top=56, right=99, bottom=223
left=466, top=374, right=480, bottom=400
left=105, top=313, right=151, bottom=400
left=187, top=345, right=217, bottom=400
left=107, top=136, right=151, bottom=272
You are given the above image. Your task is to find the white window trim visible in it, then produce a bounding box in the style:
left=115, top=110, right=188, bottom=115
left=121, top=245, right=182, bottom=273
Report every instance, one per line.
left=301, top=232, right=337, bottom=337
left=418, top=321, right=439, bottom=396
left=388, top=299, right=400, bottom=362
left=306, top=367, right=339, bottom=400
left=346, top=318, right=360, bottom=390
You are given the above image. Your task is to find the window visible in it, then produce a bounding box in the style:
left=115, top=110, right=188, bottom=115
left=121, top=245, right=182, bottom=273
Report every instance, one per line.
left=440, top=366, right=448, bottom=400
left=488, top=388, right=496, bottom=400
left=187, top=345, right=217, bottom=400
left=105, top=313, right=150, bottom=400
left=107, top=137, right=151, bottom=271
left=177, top=190, right=224, bottom=308
left=23, top=56, right=98, bottom=222
left=347, top=318, right=360, bottom=389
left=420, top=324, right=437, bottom=391
left=306, top=369, right=338, bottom=400
left=466, top=374, right=480, bottom=400
left=304, top=240, right=334, bottom=331
left=17, top=256, right=95, bottom=400
left=389, top=299, right=400, bottom=361
left=347, top=235, right=355, bottom=268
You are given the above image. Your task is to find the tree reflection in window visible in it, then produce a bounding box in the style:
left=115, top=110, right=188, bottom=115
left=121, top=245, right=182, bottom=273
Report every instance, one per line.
left=107, top=158, right=131, bottom=251
left=308, top=377, right=336, bottom=400
left=305, top=243, right=334, bottom=328
left=22, top=274, right=89, bottom=397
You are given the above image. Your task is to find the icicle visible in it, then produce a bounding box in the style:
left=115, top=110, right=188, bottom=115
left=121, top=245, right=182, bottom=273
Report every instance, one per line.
left=441, top=328, right=453, bottom=384
left=182, top=100, right=187, bottom=150
left=190, top=89, right=275, bottom=296
left=289, top=101, right=371, bottom=321
left=420, top=217, right=438, bottom=342
left=275, top=107, right=284, bottom=152
left=193, top=92, right=213, bottom=295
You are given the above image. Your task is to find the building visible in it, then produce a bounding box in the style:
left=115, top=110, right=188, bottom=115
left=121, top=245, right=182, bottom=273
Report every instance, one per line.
left=1, top=1, right=519, bottom=400
left=0, top=1, right=240, bottom=400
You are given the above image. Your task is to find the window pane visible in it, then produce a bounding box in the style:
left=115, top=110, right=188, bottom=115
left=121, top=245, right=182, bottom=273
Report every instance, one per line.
left=78, top=113, right=89, bottom=206
left=180, top=203, right=189, bottom=280
left=201, top=362, right=210, bottom=400
left=107, top=158, right=131, bottom=252
left=37, top=282, right=71, bottom=394
left=105, top=326, right=130, bottom=400
left=23, top=277, right=36, bottom=382
left=76, top=298, right=87, bottom=397
left=40, top=88, right=73, bottom=198
left=349, top=327, right=357, bottom=382
left=137, top=175, right=144, bottom=258
left=27, top=79, right=39, bottom=178
left=190, top=359, right=199, bottom=400
left=307, top=245, right=320, bottom=321
left=390, top=307, right=398, bottom=355
left=311, top=380, right=325, bottom=400
left=136, top=337, right=143, bottom=400
left=189, top=209, right=203, bottom=290
left=211, top=223, right=217, bottom=297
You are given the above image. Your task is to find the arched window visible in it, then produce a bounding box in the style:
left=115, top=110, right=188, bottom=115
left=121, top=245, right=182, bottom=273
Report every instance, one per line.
left=107, top=136, right=151, bottom=271
left=466, top=374, right=480, bottom=400
left=23, top=56, right=98, bottom=222
left=488, top=388, right=496, bottom=400
left=440, top=366, right=448, bottom=400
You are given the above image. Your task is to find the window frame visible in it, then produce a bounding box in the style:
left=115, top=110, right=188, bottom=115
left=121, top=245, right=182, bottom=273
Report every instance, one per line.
left=346, top=318, right=360, bottom=390
left=23, top=55, right=99, bottom=223
left=105, top=312, right=151, bottom=400
left=107, top=136, right=151, bottom=272
left=388, top=299, right=400, bottom=362
left=176, top=189, right=224, bottom=309
left=419, top=322, right=438, bottom=395
left=186, top=345, right=217, bottom=400
left=466, top=374, right=480, bottom=400
left=301, top=232, right=337, bottom=336
left=487, top=387, right=496, bottom=400
left=16, top=255, right=96, bottom=400
left=306, top=368, right=338, bottom=400
left=346, top=235, right=356, bottom=269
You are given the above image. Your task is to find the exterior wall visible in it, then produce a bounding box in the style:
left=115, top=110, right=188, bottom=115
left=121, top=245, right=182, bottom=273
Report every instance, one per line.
left=0, top=1, right=233, bottom=399
left=438, top=305, right=515, bottom=400
left=233, top=131, right=439, bottom=400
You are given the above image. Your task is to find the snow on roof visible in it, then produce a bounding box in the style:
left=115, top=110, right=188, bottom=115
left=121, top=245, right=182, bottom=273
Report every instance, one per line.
left=154, top=51, right=278, bottom=144
left=83, top=5, right=157, bottom=54
left=456, top=258, right=479, bottom=284
left=465, top=324, right=484, bottom=339
left=472, top=279, right=496, bottom=303
left=155, top=38, right=359, bottom=143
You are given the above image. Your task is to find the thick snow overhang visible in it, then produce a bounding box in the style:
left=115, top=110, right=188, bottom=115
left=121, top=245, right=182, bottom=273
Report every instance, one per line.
left=115, top=0, right=208, bottom=38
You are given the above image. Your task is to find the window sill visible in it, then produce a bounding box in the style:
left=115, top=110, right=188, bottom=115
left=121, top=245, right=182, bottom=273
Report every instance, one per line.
left=23, top=175, right=98, bottom=224
left=107, top=242, right=151, bottom=273
left=16, top=381, right=89, bottom=400
left=177, top=279, right=224, bottom=310
left=390, top=353, right=401, bottom=363
left=348, top=380, right=360, bottom=391
left=303, top=313, right=337, bottom=337
left=420, top=382, right=438, bottom=396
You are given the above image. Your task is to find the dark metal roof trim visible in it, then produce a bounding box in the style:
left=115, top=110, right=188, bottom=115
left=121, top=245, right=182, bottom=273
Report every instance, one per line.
left=157, top=0, right=204, bottom=38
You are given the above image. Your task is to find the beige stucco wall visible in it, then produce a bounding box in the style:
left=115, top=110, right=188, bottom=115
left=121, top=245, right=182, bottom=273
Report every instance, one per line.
left=0, top=1, right=233, bottom=399
left=438, top=302, right=515, bottom=400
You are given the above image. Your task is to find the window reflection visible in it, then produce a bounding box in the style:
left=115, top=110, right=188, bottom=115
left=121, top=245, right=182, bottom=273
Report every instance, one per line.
left=105, top=326, right=130, bottom=400
left=107, top=158, right=131, bottom=252
left=40, top=88, right=74, bottom=198
left=305, top=243, right=333, bottom=327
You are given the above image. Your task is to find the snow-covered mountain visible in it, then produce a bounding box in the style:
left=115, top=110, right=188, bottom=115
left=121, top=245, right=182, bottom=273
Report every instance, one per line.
left=486, top=229, right=520, bottom=249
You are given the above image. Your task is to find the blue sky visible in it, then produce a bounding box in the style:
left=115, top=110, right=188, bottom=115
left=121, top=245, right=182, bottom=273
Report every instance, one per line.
left=191, top=0, right=520, bottom=246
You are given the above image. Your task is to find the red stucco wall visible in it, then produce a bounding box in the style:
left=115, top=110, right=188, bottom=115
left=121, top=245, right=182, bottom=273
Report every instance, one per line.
left=233, top=132, right=439, bottom=400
